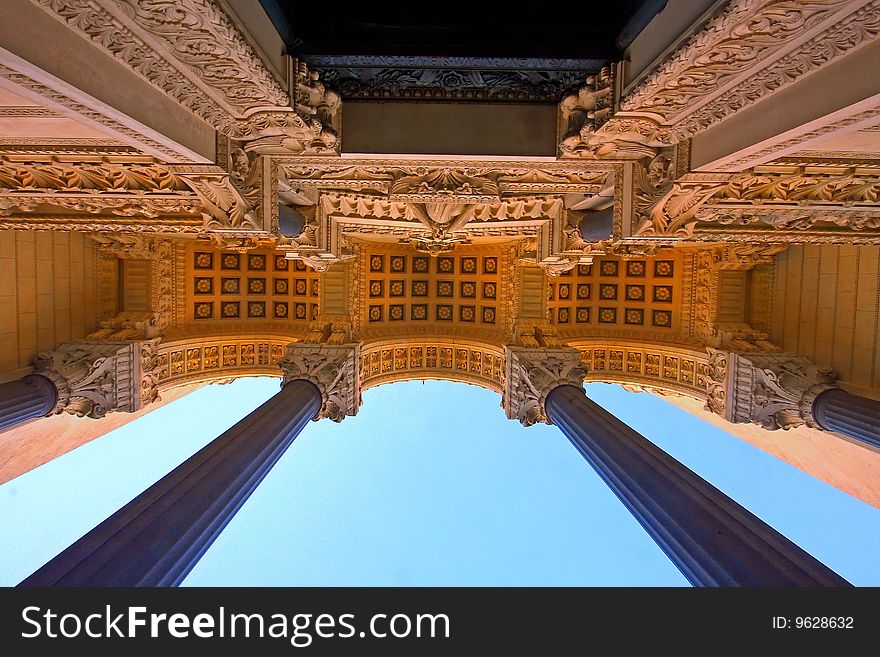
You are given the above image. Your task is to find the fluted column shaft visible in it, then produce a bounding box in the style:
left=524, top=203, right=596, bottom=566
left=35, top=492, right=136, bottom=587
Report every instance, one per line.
left=545, top=384, right=850, bottom=587
left=0, top=375, right=58, bottom=431
left=19, top=379, right=322, bottom=587
left=813, top=389, right=880, bottom=449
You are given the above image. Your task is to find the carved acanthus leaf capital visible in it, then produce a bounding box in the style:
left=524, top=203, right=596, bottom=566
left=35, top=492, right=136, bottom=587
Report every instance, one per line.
left=279, top=343, right=360, bottom=422
left=704, top=349, right=839, bottom=430
left=33, top=339, right=162, bottom=419
left=503, top=347, right=587, bottom=427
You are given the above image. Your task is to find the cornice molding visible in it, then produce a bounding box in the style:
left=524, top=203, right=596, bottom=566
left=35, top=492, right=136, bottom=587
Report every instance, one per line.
left=621, top=0, right=877, bottom=139
left=0, top=47, right=207, bottom=162
left=31, top=0, right=340, bottom=153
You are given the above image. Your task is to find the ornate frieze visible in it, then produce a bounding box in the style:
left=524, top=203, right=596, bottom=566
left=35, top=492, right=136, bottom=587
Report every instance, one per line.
left=278, top=158, right=612, bottom=270
left=632, top=165, right=880, bottom=240
left=503, top=346, right=587, bottom=426
left=705, top=349, right=839, bottom=430
left=279, top=343, right=360, bottom=422
left=32, top=0, right=339, bottom=154
left=0, top=156, right=267, bottom=233
left=32, top=339, right=161, bottom=419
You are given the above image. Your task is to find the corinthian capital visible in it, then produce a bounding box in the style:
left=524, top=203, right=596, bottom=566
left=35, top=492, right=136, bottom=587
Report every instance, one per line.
left=33, top=339, right=162, bottom=419
left=704, top=349, right=839, bottom=430
left=503, top=347, right=588, bottom=427
left=279, top=343, right=360, bottom=422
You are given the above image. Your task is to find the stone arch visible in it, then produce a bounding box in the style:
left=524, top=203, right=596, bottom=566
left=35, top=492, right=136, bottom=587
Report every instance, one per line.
left=566, top=338, right=709, bottom=401
left=358, top=339, right=505, bottom=395
left=155, top=334, right=301, bottom=392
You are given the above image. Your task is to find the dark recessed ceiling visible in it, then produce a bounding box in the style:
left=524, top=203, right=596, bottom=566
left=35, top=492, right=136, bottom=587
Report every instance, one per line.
left=258, top=3, right=664, bottom=102
left=259, top=3, right=657, bottom=59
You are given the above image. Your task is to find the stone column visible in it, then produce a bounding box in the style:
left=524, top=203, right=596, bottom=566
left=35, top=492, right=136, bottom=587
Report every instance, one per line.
left=0, top=339, right=162, bottom=432
left=504, top=346, right=851, bottom=587
left=813, top=389, right=880, bottom=449
left=19, top=343, right=359, bottom=587
left=0, top=375, right=58, bottom=431
left=705, top=349, right=880, bottom=449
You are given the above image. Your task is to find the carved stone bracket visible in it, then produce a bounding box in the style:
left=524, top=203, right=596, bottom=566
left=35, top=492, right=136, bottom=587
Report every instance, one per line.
left=557, top=67, right=674, bottom=160
left=279, top=343, right=360, bottom=422
left=503, top=346, right=588, bottom=427
left=32, top=339, right=162, bottom=419
left=704, top=349, right=839, bottom=430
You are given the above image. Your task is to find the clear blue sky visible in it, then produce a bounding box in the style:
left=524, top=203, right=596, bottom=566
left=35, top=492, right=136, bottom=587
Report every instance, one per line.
left=1, top=378, right=879, bottom=586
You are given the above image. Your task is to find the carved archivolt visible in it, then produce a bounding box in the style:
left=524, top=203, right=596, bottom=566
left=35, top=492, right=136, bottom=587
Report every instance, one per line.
left=156, top=335, right=298, bottom=389
left=33, top=339, right=161, bottom=419
left=503, top=346, right=588, bottom=426
left=32, top=0, right=339, bottom=153
left=279, top=343, right=360, bottom=422
left=620, top=0, right=877, bottom=138
left=705, top=349, right=839, bottom=430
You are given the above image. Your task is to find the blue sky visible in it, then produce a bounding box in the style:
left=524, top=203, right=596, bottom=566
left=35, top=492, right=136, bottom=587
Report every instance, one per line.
left=1, top=378, right=879, bottom=586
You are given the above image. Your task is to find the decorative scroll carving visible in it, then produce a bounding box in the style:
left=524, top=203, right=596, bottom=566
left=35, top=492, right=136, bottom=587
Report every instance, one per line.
left=503, top=347, right=587, bottom=426
left=33, top=0, right=340, bottom=153
left=32, top=339, right=161, bottom=419
left=0, top=158, right=188, bottom=192
left=557, top=61, right=679, bottom=161
left=279, top=343, right=360, bottom=422
left=621, top=0, right=868, bottom=129
left=705, top=349, right=839, bottom=430
left=633, top=168, right=725, bottom=239
left=89, top=233, right=161, bottom=260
